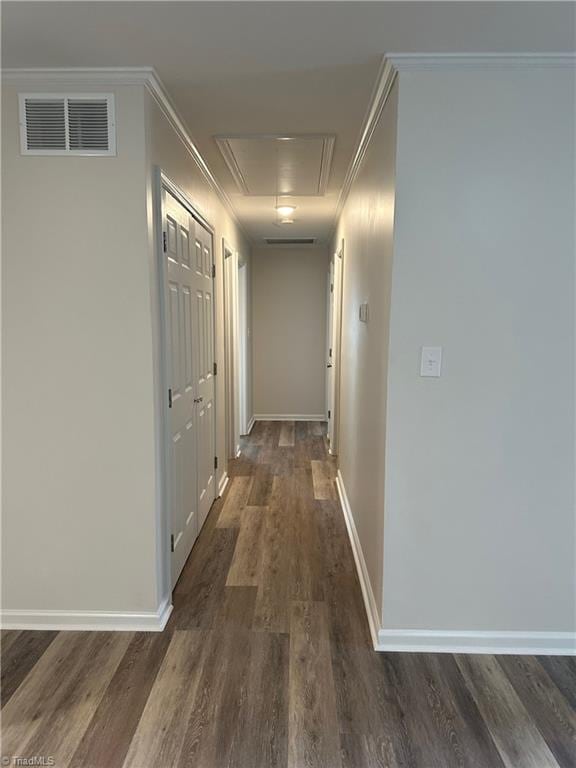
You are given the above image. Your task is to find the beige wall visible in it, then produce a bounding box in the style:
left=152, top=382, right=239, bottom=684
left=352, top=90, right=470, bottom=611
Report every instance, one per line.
left=1, top=80, right=250, bottom=620
left=332, top=81, right=399, bottom=618
left=144, top=93, right=252, bottom=603
left=383, top=68, right=575, bottom=633
left=252, top=247, right=329, bottom=418
left=2, top=83, right=159, bottom=613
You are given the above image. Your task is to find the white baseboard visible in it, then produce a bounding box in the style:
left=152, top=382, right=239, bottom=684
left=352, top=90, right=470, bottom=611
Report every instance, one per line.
left=242, top=416, right=255, bottom=435
left=335, top=470, right=382, bottom=650
left=377, top=629, right=576, bottom=655
left=218, top=473, right=229, bottom=497
left=335, top=470, right=576, bottom=656
left=253, top=413, right=326, bottom=422
left=1, top=596, right=173, bottom=632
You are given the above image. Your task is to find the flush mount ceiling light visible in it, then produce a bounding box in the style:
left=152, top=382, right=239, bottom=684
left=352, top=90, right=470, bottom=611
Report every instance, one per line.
left=279, top=218, right=294, bottom=224
left=275, top=204, right=296, bottom=217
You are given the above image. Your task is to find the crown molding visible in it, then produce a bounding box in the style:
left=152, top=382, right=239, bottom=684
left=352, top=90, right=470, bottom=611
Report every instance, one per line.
left=331, top=51, right=575, bottom=238
left=333, top=56, right=396, bottom=224
left=2, top=66, right=244, bottom=236
left=386, top=52, right=576, bottom=71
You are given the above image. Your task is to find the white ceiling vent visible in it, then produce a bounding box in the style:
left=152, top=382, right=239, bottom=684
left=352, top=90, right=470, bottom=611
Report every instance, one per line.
left=19, top=94, right=116, bottom=156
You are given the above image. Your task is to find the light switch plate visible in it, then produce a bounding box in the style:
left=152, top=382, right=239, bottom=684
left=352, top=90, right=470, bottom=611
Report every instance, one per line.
left=420, top=346, right=442, bottom=377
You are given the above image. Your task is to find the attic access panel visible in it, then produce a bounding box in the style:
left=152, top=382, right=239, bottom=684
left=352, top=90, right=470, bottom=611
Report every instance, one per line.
left=215, top=134, right=335, bottom=196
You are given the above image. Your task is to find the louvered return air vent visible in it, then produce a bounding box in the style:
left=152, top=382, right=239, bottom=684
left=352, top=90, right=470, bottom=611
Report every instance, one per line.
left=265, top=238, right=316, bottom=245
left=19, top=94, right=116, bottom=156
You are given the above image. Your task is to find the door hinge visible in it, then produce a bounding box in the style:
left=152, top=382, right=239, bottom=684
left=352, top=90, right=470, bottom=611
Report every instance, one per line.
left=328, top=409, right=331, bottom=419
left=170, top=534, right=175, bottom=552
left=212, top=263, right=216, bottom=279
left=329, top=347, right=332, bottom=357
left=330, top=283, right=334, bottom=293
left=168, top=388, right=172, bottom=408
left=163, top=231, right=167, bottom=253
left=214, top=456, right=218, bottom=470
left=213, top=362, right=217, bottom=376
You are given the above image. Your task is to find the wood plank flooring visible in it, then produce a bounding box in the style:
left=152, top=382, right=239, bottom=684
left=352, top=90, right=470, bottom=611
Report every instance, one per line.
left=2, top=420, right=575, bottom=768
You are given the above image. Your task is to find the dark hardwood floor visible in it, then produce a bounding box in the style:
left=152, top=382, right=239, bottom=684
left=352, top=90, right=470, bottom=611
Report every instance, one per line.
left=2, top=420, right=575, bottom=767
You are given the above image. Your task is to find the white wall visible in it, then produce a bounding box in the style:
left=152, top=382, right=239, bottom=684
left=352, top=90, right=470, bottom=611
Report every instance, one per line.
left=383, top=67, right=575, bottom=634
left=252, top=247, right=329, bottom=418
left=2, top=83, right=159, bottom=615
left=332, top=81, right=399, bottom=618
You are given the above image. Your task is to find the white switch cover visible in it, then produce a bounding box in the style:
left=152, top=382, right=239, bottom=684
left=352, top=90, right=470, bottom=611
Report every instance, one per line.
left=420, top=346, right=442, bottom=377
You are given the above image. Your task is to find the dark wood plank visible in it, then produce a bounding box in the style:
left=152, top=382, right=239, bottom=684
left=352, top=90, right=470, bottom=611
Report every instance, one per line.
left=498, top=655, right=576, bottom=768
left=288, top=601, right=342, bottom=768
left=171, top=527, right=239, bottom=629
left=229, top=631, right=289, bottom=768
left=69, top=631, right=173, bottom=768
left=456, top=654, right=560, bottom=768
left=1, top=629, right=57, bottom=707
left=253, top=478, right=292, bottom=633
left=2, top=631, right=132, bottom=765
left=179, top=587, right=256, bottom=767
left=123, top=630, right=207, bottom=768
left=538, top=656, right=576, bottom=711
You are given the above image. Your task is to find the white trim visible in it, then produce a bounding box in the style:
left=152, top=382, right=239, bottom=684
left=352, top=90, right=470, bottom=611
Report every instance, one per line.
left=215, top=133, right=335, bottom=197
left=218, top=473, right=230, bottom=498
left=1, top=598, right=173, bottom=633
left=377, top=629, right=576, bottom=656
left=244, top=416, right=255, bottom=435
left=2, top=67, right=244, bottom=236
left=336, top=469, right=576, bottom=656
left=334, top=57, right=396, bottom=223
left=332, top=52, right=576, bottom=232
left=335, top=470, right=382, bottom=650
left=253, top=413, right=326, bottom=422
left=387, top=52, right=576, bottom=71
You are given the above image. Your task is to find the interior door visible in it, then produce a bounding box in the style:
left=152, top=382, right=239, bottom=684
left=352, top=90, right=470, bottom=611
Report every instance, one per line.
left=164, top=190, right=199, bottom=584
left=326, top=259, right=335, bottom=446
left=193, top=220, right=217, bottom=530
left=163, top=188, right=217, bottom=585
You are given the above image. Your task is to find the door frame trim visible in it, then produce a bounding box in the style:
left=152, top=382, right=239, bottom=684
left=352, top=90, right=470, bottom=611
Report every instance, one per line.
left=153, top=167, right=219, bottom=594
left=222, top=239, right=240, bottom=460
left=329, top=239, right=345, bottom=456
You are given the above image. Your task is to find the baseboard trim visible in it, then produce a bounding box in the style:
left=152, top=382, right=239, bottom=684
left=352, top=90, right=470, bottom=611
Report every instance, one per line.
left=1, top=596, right=173, bottom=632
left=243, top=416, right=255, bottom=435
left=377, top=629, right=576, bottom=656
left=335, top=470, right=382, bottom=651
left=253, top=413, right=326, bottom=422
left=218, top=473, right=230, bottom=497
left=335, top=470, right=576, bottom=656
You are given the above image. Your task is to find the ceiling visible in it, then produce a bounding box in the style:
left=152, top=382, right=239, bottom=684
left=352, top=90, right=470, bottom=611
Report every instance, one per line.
left=3, top=2, right=574, bottom=244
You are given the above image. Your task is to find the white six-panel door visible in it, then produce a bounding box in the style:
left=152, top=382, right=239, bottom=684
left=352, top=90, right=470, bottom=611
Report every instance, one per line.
left=163, top=189, right=216, bottom=586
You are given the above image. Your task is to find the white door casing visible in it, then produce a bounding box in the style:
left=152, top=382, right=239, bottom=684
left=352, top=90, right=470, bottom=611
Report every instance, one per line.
left=328, top=241, right=344, bottom=455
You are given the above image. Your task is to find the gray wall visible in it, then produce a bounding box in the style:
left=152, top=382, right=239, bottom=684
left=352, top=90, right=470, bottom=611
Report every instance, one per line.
left=252, top=247, right=329, bottom=418
left=383, top=68, right=575, bottom=633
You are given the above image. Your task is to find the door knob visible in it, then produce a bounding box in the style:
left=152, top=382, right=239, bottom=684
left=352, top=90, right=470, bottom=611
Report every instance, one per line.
left=194, top=396, right=203, bottom=403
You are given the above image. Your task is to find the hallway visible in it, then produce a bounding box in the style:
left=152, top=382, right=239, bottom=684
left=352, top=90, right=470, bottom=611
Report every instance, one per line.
left=2, top=421, right=574, bottom=768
